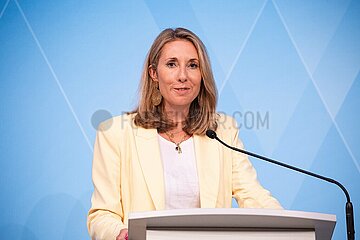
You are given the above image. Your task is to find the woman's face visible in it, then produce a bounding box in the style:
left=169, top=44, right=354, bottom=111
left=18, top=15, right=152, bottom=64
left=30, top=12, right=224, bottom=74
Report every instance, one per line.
left=150, top=40, right=202, bottom=113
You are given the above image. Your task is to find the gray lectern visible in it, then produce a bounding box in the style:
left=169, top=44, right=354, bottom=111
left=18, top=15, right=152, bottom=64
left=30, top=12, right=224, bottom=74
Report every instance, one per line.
left=128, top=208, right=336, bottom=240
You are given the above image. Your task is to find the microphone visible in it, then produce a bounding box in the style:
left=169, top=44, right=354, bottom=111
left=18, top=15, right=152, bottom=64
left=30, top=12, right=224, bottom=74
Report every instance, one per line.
left=206, top=129, right=355, bottom=240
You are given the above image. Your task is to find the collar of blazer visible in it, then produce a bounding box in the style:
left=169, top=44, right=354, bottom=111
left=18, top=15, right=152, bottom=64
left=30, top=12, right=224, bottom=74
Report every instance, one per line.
left=135, top=126, right=221, bottom=210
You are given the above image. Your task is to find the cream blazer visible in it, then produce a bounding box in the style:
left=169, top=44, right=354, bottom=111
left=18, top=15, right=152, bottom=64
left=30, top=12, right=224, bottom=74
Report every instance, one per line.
left=87, top=113, right=282, bottom=240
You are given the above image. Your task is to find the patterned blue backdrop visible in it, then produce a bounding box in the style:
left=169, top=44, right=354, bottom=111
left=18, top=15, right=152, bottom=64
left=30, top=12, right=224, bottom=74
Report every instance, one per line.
left=0, top=0, right=359, bottom=239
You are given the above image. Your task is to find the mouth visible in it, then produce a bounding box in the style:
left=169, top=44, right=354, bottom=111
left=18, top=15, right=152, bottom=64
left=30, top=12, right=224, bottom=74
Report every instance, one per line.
left=174, top=87, right=190, bottom=91
left=173, top=87, right=191, bottom=95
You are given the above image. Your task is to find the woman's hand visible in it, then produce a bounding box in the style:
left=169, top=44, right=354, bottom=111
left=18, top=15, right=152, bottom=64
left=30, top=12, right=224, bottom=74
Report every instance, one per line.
left=116, top=228, right=128, bottom=240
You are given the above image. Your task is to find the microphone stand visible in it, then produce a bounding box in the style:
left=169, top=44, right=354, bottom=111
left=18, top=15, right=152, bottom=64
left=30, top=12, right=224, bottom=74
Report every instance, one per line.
left=206, top=130, right=355, bottom=240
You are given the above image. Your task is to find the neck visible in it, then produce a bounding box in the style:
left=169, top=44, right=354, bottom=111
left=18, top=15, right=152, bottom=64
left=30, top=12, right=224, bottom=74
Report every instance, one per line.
left=164, top=105, right=189, bottom=124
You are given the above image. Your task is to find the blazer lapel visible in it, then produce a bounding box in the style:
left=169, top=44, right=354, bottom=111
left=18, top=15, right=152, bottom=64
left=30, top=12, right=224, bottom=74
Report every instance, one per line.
left=135, top=127, right=165, bottom=210
left=194, top=134, right=220, bottom=208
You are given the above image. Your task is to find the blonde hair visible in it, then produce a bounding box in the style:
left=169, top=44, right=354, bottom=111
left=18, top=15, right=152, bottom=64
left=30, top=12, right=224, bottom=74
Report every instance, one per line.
left=132, top=27, right=218, bottom=135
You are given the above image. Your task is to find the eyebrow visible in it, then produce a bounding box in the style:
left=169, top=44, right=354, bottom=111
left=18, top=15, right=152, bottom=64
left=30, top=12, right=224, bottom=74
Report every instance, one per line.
left=164, top=57, right=199, bottom=61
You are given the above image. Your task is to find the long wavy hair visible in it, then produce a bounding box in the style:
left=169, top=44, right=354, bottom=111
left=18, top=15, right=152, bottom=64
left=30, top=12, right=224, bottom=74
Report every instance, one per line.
left=132, top=27, right=218, bottom=135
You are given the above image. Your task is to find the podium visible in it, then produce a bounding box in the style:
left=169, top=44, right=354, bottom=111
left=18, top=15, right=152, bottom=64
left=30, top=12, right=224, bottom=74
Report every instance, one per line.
left=128, top=208, right=336, bottom=240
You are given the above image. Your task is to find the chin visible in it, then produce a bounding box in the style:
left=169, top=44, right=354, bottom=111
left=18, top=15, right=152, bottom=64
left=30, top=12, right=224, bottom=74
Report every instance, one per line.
left=166, top=100, right=193, bottom=109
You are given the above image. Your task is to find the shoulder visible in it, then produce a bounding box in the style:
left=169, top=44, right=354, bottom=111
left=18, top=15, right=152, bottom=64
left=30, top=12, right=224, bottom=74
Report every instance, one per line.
left=214, top=112, right=239, bottom=142
left=216, top=112, right=238, bottom=132
left=97, top=112, right=137, bottom=133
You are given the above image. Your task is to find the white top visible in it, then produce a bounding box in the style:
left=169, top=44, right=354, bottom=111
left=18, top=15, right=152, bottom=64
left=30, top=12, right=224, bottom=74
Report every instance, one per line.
left=158, top=135, right=200, bottom=209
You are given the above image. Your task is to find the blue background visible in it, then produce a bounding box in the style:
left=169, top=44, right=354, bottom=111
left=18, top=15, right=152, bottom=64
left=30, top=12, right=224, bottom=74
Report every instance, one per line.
left=0, top=0, right=359, bottom=239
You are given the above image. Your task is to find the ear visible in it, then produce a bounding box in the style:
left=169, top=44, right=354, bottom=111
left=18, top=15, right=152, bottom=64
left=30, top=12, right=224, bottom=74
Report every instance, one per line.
left=148, top=65, right=158, bottom=82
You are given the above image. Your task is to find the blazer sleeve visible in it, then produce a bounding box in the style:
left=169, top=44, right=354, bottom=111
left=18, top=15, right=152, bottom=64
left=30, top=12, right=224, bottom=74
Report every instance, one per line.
left=87, top=120, right=126, bottom=240
left=229, top=118, right=282, bottom=209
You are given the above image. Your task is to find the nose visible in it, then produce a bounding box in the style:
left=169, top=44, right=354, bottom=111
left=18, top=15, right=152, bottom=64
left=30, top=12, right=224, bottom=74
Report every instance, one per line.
left=178, top=66, right=187, bottom=82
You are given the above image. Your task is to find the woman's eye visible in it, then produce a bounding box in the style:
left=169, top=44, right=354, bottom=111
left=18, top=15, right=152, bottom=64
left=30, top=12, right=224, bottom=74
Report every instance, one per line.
left=166, top=62, right=177, bottom=68
left=189, top=62, right=199, bottom=69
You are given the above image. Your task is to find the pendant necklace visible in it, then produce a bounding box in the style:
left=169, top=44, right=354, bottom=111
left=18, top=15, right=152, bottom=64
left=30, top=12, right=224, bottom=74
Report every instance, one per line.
left=165, top=131, right=188, bottom=154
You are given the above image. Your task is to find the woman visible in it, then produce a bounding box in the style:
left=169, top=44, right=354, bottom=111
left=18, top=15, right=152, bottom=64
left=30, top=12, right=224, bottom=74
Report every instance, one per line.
left=87, top=28, right=282, bottom=240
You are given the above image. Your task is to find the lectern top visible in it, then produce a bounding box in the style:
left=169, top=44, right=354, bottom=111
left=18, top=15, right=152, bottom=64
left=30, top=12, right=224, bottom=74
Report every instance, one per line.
left=128, top=208, right=336, bottom=240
